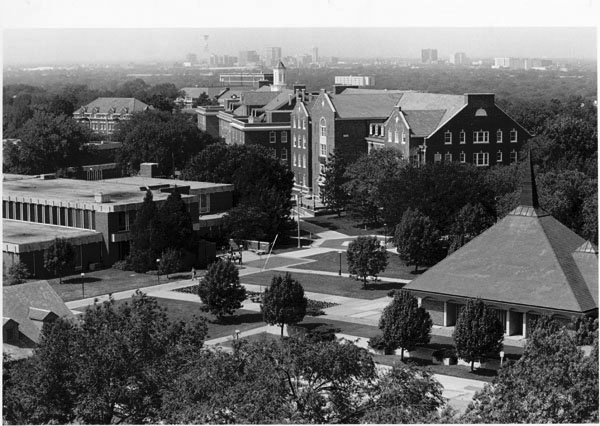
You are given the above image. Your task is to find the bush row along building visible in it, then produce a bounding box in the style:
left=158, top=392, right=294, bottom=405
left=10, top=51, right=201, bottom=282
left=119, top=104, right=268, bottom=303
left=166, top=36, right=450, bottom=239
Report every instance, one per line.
left=2, top=164, right=233, bottom=278
left=196, top=62, right=531, bottom=200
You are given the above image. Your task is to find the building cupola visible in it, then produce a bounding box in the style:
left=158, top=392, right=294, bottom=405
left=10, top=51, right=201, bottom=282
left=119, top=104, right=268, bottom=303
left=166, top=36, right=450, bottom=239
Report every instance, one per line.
left=272, top=61, right=287, bottom=92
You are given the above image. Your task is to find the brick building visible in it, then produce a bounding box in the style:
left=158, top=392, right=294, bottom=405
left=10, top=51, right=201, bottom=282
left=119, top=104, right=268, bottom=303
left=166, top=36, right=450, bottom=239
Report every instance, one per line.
left=73, top=97, right=152, bottom=136
left=2, top=167, right=233, bottom=277
left=404, top=158, right=598, bottom=339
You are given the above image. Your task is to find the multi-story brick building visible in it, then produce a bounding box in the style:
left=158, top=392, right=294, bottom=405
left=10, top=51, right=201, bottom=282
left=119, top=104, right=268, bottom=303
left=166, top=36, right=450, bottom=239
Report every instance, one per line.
left=73, top=97, right=152, bottom=136
left=366, top=92, right=531, bottom=167
left=2, top=166, right=233, bottom=277
left=290, top=95, right=316, bottom=194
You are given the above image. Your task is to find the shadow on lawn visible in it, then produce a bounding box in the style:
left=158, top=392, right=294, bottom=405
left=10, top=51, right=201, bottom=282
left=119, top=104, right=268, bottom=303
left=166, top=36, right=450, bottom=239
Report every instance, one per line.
left=61, top=276, right=102, bottom=285
left=362, top=281, right=406, bottom=291
left=212, top=312, right=264, bottom=325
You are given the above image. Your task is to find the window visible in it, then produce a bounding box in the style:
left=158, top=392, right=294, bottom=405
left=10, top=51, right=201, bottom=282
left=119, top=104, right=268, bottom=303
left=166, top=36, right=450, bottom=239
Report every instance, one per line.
left=459, top=151, right=466, bottom=163
left=434, top=152, right=442, bottom=163
left=387, top=130, right=392, bottom=142
left=510, top=150, right=518, bottom=163
left=293, top=135, right=297, bottom=147
left=497, top=150, right=503, bottom=162
left=473, top=152, right=490, bottom=166
left=497, top=129, right=503, bottom=143
left=460, top=130, right=466, bottom=144
left=303, top=155, right=307, bottom=168
left=320, top=118, right=327, bottom=137
left=293, top=153, right=297, bottom=166
left=473, top=130, right=489, bottom=144
left=281, top=131, right=287, bottom=143
left=475, top=108, right=488, bottom=116
left=369, top=124, right=375, bottom=135
left=445, top=130, right=452, bottom=144
left=510, top=129, right=518, bottom=143
left=302, top=136, right=306, bottom=149
left=292, top=116, right=296, bottom=128
left=320, top=142, right=327, bottom=157
left=402, top=131, right=406, bottom=144
left=394, top=130, right=399, bottom=143
left=200, top=194, right=210, bottom=213
left=380, top=127, right=385, bottom=138
left=302, top=119, right=306, bottom=129
left=269, top=131, right=276, bottom=143
left=281, top=148, right=288, bottom=161
left=444, top=152, right=452, bottom=162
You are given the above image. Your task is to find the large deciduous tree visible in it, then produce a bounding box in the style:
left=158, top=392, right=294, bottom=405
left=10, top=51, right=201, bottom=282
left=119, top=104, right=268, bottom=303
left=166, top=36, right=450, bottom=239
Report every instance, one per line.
left=346, top=236, right=388, bottom=288
left=197, top=259, right=246, bottom=321
left=43, top=238, right=75, bottom=283
left=448, top=203, right=495, bottom=253
left=462, top=317, right=598, bottom=423
left=129, top=190, right=159, bottom=272
left=3, top=110, right=92, bottom=175
left=378, top=291, right=432, bottom=361
left=153, top=186, right=194, bottom=254
left=183, top=144, right=294, bottom=242
left=2, top=291, right=208, bottom=425
left=394, top=208, right=441, bottom=272
left=261, top=273, right=307, bottom=336
left=453, top=298, right=504, bottom=372
left=115, top=110, right=211, bottom=176
left=320, top=149, right=350, bottom=216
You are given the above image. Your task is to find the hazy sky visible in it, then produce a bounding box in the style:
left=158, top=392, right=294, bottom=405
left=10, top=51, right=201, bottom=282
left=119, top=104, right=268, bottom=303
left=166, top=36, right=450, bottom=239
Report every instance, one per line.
left=2, top=0, right=598, bottom=65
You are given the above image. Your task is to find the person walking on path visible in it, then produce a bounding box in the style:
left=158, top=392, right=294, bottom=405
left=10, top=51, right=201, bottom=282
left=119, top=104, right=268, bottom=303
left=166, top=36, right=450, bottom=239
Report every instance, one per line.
left=191, top=267, right=197, bottom=281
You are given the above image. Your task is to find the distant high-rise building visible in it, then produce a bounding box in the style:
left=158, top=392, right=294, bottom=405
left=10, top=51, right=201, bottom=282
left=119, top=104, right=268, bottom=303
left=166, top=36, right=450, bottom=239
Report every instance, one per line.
left=238, top=50, right=260, bottom=66
left=264, top=47, right=282, bottom=67
left=493, top=57, right=511, bottom=68
left=421, top=48, right=438, bottom=64
left=334, top=76, right=375, bottom=87
left=454, top=52, right=468, bottom=65
left=311, top=47, right=319, bottom=64
left=210, top=54, right=237, bottom=67
left=186, top=53, right=198, bottom=64
left=297, top=54, right=312, bottom=67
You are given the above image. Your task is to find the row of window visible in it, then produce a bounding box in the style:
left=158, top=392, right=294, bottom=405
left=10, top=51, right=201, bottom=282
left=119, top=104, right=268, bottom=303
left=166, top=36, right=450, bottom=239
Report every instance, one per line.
left=269, top=131, right=288, bottom=144
left=293, top=153, right=308, bottom=168
left=89, top=121, right=116, bottom=132
left=294, top=172, right=308, bottom=187
left=3, top=201, right=96, bottom=230
left=292, top=116, right=307, bottom=130
left=293, top=134, right=307, bottom=149
left=445, top=129, right=518, bottom=145
left=433, top=150, right=518, bottom=166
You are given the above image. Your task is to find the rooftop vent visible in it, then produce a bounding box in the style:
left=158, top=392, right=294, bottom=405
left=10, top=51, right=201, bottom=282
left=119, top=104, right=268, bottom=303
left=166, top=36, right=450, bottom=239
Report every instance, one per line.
left=94, top=192, right=111, bottom=203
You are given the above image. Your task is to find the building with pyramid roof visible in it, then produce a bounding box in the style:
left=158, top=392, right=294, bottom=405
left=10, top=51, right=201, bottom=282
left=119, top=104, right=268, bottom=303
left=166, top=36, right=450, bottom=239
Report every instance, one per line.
left=404, top=155, right=598, bottom=338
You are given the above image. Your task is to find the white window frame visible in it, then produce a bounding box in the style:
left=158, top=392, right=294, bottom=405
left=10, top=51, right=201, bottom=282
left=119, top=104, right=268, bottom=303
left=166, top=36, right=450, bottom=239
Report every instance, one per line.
left=473, top=130, right=489, bottom=144
left=445, top=130, right=452, bottom=144
left=510, top=129, right=518, bottom=143
left=293, top=134, right=297, bottom=147
left=281, top=131, right=287, bottom=143
left=319, top=117, right=327, bottom=137
left=394, top=130, right=399, bottom=143
left=473, top=151, right=490, bottom=166
left=387, top=130, right=392, bottom=142
left=459, top=151, right=466, bottom=163
left=320, top=142, right=327, bottom=157
left=444, top=152, right=452, bottom=162
left=292, top=117, right=296, bottom=128
left=302, top=119, right=306, bottom=130
left=434, top=152, right=442, bottom=163
left=302, top=136, right=306, bottom=149
left=269, top=131, right=276, bottom=143
left=497, top=129, right=503, bottom=143
left=293, top=153, right=297, bottom=166
left=281, top=148, right=288, bottom=161
left=459, top=130, right=466, bottom=144
left=497, top=150, right=503, bottom=162
left=510, top=150, right=518, bottom=163
left=303, top=154, right=307, bottom=169
left=402, top=131, right=406, bottom=144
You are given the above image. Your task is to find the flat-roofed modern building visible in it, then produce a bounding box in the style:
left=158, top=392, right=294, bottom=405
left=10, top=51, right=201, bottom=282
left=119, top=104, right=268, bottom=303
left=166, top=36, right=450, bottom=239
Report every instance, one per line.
left=2, top=167, right=233, bottom=276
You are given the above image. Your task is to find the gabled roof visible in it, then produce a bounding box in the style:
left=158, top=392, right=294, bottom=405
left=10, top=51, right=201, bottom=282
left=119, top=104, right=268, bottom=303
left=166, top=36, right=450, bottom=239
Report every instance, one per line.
left=341, top=88, right=410, bottom=95
left=262, top=89, right=296, bottom=111
left=405, top=159, right=598, bottom=314
left=402, top=110, right=447, bottom=137
left=3, top=281, right=74, bottom=347
left=79, top=97, right=152, bottom=114
left=330, top=93, right=404, bottom=119
left=396, top=92, right=465, bottom=131
left=240, top=91, right=281, bottom=107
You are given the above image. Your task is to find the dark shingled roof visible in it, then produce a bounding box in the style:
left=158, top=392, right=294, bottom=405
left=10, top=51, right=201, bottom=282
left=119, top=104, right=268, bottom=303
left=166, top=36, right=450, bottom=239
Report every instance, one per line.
left=402, top=110, right=447, bottom=137
left=3, top=281, right=74, bottom=347
left=240, top=91, right=281, bottom=107
left=262, top=89, right=296, bottom=111
left=79, top=97, right=152, bottom=113
left=331, top=93, right=404, bottom=119
left=396, top=92, right=465, bottom=131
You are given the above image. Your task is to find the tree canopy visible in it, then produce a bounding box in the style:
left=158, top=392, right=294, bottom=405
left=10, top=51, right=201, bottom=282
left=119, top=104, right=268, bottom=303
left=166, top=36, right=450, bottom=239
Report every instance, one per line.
left=320, top=149, right=350, bottom=216
left=463, top=317, right=598, bottom=423
left=115, top=110, right=212, bottom=176
left=379, top=291, right=432, bottom=360
left=197, top=259, right=246, bottom=321
left=261, top=273, right=307, bottom=336
left=43, top=238, right=75, bottom=283
left=346, top=236, right=388, bottom=287
left=2, top=292, right=208, bottom=425
left=394, top=208, right=442, bottom=271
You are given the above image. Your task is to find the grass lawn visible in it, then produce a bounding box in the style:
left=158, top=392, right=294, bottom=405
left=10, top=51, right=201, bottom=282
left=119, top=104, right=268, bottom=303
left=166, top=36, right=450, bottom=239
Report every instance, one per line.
left=50, top=268, right=194, bottom=302
left=290, top=250, right=418, bottom=281
left=240, top=271, right=406, bottom=299
left=112, top=297, right=265, bottom=340
left=303, top=213, right=387, bottom=237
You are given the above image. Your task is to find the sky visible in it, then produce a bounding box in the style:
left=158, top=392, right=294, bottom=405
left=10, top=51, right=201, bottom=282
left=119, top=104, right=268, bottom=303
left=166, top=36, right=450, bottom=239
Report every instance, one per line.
left=1, top=0, right=598, bottom=65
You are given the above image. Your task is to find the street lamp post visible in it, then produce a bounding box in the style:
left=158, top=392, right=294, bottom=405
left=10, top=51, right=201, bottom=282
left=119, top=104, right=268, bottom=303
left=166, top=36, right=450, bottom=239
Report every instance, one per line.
left=297, top=193, right=302, bottom=248
left=80, top=272, right=85, bottom=299
left=338, top=250, right=343, bottom=276
left=384, top=223, right=387, bottom=247
left=156, top=259, right=160, bottom=283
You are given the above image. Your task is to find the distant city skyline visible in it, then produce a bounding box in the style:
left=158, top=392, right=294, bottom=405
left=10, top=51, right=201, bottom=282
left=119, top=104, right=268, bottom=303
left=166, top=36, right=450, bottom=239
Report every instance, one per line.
left=3, top=27, right=596, bottom=66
